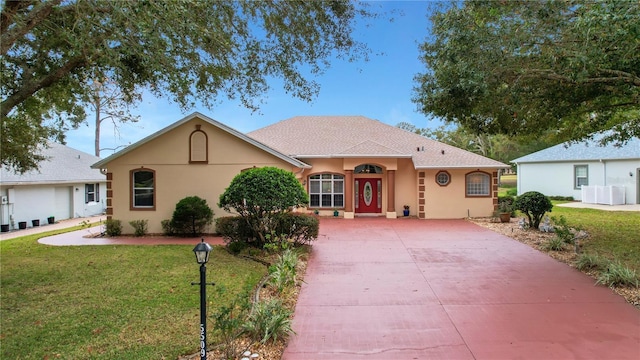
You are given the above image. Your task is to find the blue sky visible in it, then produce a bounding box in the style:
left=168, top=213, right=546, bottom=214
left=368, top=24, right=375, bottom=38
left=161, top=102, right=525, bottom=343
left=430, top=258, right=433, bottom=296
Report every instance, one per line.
left=66, top=1, right=445, bottom=157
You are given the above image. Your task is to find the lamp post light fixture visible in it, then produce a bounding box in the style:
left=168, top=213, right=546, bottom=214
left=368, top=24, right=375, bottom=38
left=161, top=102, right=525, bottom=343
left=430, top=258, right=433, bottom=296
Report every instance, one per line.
left=192, top=238, right=214, bottom=360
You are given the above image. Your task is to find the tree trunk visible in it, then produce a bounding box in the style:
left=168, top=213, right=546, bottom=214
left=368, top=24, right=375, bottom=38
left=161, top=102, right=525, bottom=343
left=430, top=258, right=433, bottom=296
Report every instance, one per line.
left=95, top=97, right=100, bottom=157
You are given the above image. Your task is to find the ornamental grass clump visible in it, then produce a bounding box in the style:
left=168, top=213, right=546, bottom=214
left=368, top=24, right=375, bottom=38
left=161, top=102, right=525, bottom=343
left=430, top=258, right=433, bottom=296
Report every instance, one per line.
left=243, top=299, right=294, bottom=344
left=542, top=237, right=566, bottom=252
left=575, top=253, right=608, bottom=272
left=268, top=249, right=300, bottom=293
left=596, top=262, right=639, bottom=288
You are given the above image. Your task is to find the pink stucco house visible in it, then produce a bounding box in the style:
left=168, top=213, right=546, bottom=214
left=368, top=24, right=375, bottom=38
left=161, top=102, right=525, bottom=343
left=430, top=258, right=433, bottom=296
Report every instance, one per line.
left=92, top=112, right=508, bottom=234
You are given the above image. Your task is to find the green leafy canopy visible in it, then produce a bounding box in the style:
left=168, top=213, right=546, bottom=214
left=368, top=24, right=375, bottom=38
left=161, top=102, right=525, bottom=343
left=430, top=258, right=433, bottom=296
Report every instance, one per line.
left=413, top=0, right=640, bottom=144
left=1, top=0, right=373, bottom=173
left=219, top=167, right=309, bottom=216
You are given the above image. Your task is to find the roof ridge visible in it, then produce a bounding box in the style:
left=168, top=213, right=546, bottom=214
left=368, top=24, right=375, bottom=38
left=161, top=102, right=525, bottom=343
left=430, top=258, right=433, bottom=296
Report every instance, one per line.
left=338, top=139, right=403, bottom=155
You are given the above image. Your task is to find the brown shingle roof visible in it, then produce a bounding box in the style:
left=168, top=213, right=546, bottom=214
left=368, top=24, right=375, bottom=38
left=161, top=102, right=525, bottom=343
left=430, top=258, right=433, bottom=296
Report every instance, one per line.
left=338, top=140, right=408, bottom=157
left=248, top=116, right=508, bottom=169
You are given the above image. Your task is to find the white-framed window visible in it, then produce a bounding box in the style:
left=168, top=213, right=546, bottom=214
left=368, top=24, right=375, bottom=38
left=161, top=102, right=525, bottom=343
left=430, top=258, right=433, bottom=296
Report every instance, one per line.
left=574, top=165, right=588, bottom=189
left=131, top=169, right=155, bottom=209
left=309, top=174, right=344, bottom=208
left=85, top=183, right=99, bottom=203
left=435, top=171, right=451, bottom=186
left=465, top=171, right=491, bottom=197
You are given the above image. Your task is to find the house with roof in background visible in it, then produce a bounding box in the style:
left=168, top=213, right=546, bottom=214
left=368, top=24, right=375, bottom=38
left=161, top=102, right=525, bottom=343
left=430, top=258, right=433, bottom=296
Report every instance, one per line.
left=91, top=112, right=508, bottom=234
left=512, top=133, right=640, bottom=205
left=0, top=142, right=106, bottom=232
left=248, top=115, right=509, bottom=219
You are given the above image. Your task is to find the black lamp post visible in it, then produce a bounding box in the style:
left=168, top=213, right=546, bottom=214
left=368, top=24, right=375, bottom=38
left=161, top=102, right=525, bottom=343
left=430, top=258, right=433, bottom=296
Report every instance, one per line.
left=192, top=238, right=213, bottom=360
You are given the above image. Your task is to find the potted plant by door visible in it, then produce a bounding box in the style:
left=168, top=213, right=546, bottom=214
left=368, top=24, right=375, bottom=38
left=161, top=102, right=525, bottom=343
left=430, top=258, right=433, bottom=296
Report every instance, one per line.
left=47, top=216, right=55, bottom=224
left=18, top=221, right=27, bottom=229
left=0, top=224, right=9, bottom=232
left=403, top=205, right=410, bottom=216
left=32, top=219, right=40, bottom=227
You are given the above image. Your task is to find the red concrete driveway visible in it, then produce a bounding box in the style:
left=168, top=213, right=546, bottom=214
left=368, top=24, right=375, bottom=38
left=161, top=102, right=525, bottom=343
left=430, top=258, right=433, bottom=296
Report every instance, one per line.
left=283, top=218, right=640, bottom=360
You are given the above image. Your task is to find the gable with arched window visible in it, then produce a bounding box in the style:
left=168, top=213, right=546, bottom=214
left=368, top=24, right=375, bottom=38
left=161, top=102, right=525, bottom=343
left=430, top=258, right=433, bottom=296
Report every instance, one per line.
left=189, top=126, right=208, bottom=163
left=131, top=168, right=156, bottom=210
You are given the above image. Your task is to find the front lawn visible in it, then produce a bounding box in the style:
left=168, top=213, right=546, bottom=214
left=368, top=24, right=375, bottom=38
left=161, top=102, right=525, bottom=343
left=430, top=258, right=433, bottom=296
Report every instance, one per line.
left=0, top=229, right=266, bottom=359
left=550, top=203, right=640, bottom=273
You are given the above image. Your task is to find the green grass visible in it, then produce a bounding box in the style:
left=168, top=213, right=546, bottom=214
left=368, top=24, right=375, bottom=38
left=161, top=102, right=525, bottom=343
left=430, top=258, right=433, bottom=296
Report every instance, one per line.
left=0, top=228, right=266, bottom=359
left=550, top=202, right=640, bottom=273
left=500, top=174, right=517, bottom=186
left=497, top=185, right=516, bottom=197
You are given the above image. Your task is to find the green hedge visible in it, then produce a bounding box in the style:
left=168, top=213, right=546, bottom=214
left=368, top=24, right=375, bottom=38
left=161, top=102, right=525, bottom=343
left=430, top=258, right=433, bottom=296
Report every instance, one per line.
left=274, top=212, right=319, bottom=245
left=216, top=216, right=255, bottom=244
left=216, top=212, right=319, bottom=248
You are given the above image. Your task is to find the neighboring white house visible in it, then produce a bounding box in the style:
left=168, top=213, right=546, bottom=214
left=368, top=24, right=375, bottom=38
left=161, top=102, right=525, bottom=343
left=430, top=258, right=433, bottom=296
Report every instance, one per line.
left=512, top=133, right=640, bottom=204
left=0, top=142, right=106, bottom=231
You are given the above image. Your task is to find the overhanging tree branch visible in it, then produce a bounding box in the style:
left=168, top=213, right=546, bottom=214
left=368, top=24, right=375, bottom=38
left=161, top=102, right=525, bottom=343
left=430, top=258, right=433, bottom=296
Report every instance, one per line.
left=524, top=69, right=640, bottom=86
left=596, top=69, right=640, bottom=87
left=0, top=0, right=62, bottom=56
left=2, top=1, right=374, bottom=173
left=1, top=55, right=86, bottom=119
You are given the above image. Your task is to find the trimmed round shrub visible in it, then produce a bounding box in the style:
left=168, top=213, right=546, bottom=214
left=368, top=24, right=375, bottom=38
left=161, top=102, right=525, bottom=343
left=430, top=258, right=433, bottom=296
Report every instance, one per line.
left=514, top=191, right=553, bottom=230
left=218, top=167, right=309, bottom=246
left=170, top=196, right=214, bottom=237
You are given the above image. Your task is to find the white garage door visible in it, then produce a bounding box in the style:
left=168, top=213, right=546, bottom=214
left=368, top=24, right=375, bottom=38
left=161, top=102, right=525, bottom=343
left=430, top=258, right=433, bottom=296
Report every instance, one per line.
left=54, top=186, right=73, bottom=220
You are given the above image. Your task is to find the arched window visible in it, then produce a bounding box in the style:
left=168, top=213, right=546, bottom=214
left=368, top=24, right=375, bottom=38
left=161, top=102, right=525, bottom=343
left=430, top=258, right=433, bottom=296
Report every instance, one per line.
left=308, top=174, right=344, bottom=208
left=354, top=164, right=383, bottom=174
left=465, top=171, right=490, bottom=197
left=190, top=128, right=208, bottom=163
left=131, top=168, right=155, bottom=209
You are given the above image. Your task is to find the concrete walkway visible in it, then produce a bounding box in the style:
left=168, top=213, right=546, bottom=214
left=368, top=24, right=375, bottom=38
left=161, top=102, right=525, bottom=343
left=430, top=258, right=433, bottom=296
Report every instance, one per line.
left=0, top=215, right=225, bottom=246
left=0, top=215, right=106, bottom=241
left=282, top=218, right=640, bottom=360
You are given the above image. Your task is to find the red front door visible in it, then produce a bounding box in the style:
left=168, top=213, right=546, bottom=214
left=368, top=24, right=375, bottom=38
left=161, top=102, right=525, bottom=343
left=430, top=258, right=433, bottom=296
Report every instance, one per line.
left=356, top=178, right=381, bottom=213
